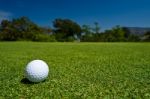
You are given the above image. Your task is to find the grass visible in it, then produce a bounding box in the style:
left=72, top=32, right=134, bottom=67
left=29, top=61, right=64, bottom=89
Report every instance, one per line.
left=0, top=42, right=150, bottom=98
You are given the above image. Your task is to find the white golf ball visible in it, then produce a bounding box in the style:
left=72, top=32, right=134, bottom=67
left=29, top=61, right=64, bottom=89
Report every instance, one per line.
left=25, top=60, right=49, bottom=82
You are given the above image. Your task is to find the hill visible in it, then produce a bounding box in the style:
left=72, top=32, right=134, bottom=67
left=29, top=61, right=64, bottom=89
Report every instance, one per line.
left=124, top=27, right=150, bottom=36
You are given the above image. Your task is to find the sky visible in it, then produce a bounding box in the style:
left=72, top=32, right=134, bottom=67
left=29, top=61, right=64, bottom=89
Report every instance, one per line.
left=0, top=0, right=150, bottom=30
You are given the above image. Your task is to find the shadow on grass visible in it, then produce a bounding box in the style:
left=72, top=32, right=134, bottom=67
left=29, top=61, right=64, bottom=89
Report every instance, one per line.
left=21, top=78, right=46, bottom=85
left=21, top=78, right=36, bottom=84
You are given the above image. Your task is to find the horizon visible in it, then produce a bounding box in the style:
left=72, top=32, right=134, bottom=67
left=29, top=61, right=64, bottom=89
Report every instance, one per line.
left=0, top=0, right=150, bottom=31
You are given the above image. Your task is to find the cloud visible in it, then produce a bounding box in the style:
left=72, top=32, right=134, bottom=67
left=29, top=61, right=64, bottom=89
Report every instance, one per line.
left=0, top=10, right=13, bottom=22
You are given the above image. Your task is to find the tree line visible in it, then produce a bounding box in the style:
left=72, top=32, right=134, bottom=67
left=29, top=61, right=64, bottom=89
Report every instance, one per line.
left=0, top=16, right=149, bottom=42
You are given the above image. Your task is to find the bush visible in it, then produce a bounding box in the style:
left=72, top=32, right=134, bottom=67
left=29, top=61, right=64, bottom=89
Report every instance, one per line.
left=66, top=36, right=75, bottom=42
left=33, top=33, right=56, bottom=42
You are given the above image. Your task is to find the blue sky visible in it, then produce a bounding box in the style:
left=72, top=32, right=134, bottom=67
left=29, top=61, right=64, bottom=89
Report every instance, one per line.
left=0, top=0, right=150, bottom=30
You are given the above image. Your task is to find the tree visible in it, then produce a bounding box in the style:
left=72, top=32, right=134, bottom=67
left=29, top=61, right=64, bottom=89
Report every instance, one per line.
left=11, top=17, right=43, bottom=40
left=122, top=27, right=131, bottom=39
left=81, top=24, right=93, bottom=41
left=128, top=34, right=140, bottom=42
left=0, top=17, right=54, bottom=41
left=99, top=26, right=128, bottom=42
left=53, top=18, right=82, bottom=41
left=82, top=24, right=92, bottom=35
left=81, top=24, right=101, bottom=42
left=0, top=20, right=16, bottom=41
left=143, top=31, right=150, bottom=41
left=111, top=25, right=126, bottom=41
left=93, top=22, right=100, bottom=33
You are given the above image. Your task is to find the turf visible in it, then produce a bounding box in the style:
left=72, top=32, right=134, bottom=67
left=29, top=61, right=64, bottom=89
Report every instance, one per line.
left=0, top=42, right=150, bottom=98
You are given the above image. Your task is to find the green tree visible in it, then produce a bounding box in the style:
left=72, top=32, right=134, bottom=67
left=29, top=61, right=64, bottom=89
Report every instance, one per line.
left=143, top=31, right=150, bottom=41
left=100, top=26, right=127, bottom=42
left=0, top=17, right=54, bottom=41
left=0, top=20, right=16, bottom=41
left=93, top=22, right=100, bottom=33
left=128, top=34, right=140, bottom=42
left=122, top=27, right=131, bottom=39
left=82, top=24, right=92, bottom=35
left=53, top=18, right=82, bottom=41
left=111, top=25, right=126, bottom=41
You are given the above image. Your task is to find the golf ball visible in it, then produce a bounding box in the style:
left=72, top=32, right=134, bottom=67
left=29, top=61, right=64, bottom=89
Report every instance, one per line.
left=25, top=60, right=49, bottom=82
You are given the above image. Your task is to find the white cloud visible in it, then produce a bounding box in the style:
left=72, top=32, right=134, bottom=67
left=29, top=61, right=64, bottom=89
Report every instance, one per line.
left=0, top=10, right=13, bottom=22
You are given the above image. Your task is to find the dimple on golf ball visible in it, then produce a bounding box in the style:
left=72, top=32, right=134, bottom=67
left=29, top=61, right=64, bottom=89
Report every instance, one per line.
left=25, top=60, right=49, bottom=82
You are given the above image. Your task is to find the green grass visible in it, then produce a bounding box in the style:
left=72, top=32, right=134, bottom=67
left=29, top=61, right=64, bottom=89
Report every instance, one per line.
left=0, top=42, right=150, bottom=98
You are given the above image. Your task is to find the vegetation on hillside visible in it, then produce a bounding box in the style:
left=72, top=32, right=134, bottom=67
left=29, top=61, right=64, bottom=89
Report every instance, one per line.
left=0, top=17, right=150, bottom=42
